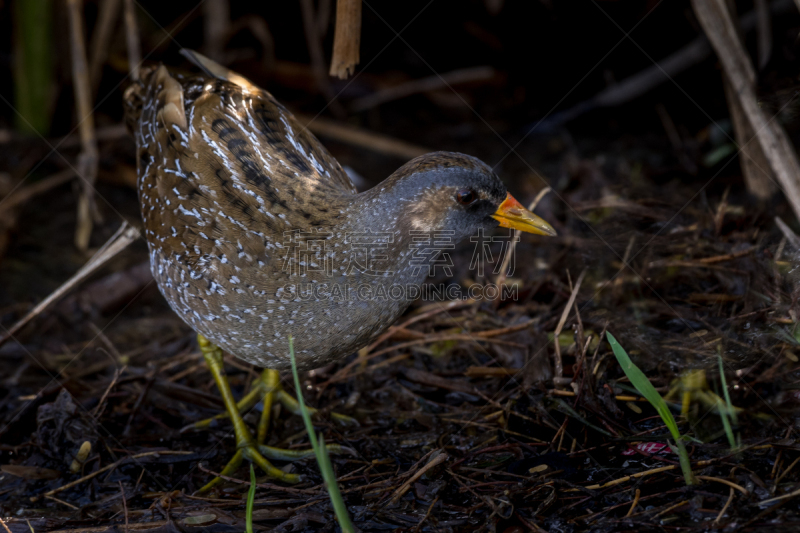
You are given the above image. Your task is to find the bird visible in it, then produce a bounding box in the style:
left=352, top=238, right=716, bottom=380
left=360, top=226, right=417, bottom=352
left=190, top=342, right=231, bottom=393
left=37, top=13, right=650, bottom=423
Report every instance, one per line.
left=123, top=50, right=556, bottom=492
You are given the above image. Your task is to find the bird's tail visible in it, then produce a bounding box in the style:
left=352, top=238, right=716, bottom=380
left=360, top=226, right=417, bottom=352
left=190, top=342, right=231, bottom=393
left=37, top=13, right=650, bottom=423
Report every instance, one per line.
left=122, top=66, right=156, bottom=134
left=123, top=49, right=255, bottom=134
left=179, top=49, right=259, bottom=92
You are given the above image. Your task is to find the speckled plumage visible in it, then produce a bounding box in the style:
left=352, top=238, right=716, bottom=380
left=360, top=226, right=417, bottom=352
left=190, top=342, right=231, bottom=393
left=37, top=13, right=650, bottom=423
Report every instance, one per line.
left=124, top=52, right=521, bottom=370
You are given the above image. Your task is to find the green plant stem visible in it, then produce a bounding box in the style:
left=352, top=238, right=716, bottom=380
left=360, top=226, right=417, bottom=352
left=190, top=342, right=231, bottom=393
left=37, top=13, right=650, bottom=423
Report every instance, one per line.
left=288, top=336, right=354, bottom=532
left=14, top=0, right=53, bottom=135
left=246, top=464, right=256, bottom=533
left=606, top=332, right=695, bottom=486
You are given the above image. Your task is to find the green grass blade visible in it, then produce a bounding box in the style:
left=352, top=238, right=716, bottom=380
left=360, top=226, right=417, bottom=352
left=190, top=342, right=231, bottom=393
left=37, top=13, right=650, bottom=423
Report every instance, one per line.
left=717, top=353, right=738, bottom=449
left=606, top=332, right=695, bottom=485
left=317, top=433, right=353, bottom=528
left=13, top=0, right=53, bottom=135
left=246, top=464, right=256, bottom=533
left=288, top=336, right=321, bottom=453
left=288, top=336, right=354, bottom=533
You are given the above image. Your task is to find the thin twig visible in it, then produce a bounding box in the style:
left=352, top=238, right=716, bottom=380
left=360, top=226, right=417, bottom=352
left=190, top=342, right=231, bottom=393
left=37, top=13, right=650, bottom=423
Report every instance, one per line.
left=553, top=269, right=586, bottom=381
left=92, top=365, right=127, bottom=418
left=30, top=451, right=194, bottom=502
left=300, top=0, right=345, bottom=117
left=413, top=494, right=439, bottom=532
left=118, top=481, right=129, bottom=533
left=67, top=0, right=99, bottom=251
left=625, top=488, right=641, bottom=518
left=714, top=487, right=735, bottom=524
left=759, top=485, right=800, bottom=506
left=351, top=66, right=496, bottom=112
left=0, top=223, right=139, bottom=347
left=88, top=0, right=121, bottom=93
left=695, top=475, right=749, bottom=495
left=2, top=169, right=75, bottom=211
left=495, top=186, right=551, bottom=289
left=389, top=450, right=448, bottom=504
left=297, top=112, right=429, bottom=160
left=123, top=0, right=141, bottom=81
left=775, top=217, right=800, bottom=249
left=693, top=0, right=800, bottom=219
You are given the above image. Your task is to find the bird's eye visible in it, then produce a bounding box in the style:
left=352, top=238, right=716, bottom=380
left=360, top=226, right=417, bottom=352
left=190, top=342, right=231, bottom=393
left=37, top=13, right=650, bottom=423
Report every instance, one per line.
left=456, top=189, right=476, bottom=205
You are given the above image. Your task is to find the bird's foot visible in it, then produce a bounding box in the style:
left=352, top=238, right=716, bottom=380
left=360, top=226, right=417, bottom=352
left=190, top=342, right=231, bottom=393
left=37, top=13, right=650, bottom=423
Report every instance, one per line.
left=194, top=335, right=348, bottom=493
left=184, top=363, right=357, bottom=439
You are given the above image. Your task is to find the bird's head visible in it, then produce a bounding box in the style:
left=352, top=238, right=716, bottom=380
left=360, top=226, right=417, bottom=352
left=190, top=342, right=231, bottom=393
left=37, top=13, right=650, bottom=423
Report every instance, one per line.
left=360, top=152, right=556, bottom=243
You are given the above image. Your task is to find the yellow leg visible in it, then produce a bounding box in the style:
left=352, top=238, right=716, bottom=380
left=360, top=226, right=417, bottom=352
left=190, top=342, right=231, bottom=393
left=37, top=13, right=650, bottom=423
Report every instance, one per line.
left=185, top=358, right=356, bottom=437
left=257, top=369, right=279, bottom=445
left=194, top=335, right=349, bottom=492
left=198, top=335, right=300, bottom=492
left=274, top=389, right=356, bottom=425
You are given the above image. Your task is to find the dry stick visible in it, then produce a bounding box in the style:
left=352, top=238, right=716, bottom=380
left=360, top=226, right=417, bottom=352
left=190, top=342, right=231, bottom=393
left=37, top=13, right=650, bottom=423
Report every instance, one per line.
left=30, top=450, right=194, bottom=502
left=653, top=500, right=689, bottom=518
left=351, top=66, right=496, bottom=112
left=123, top=0, right=141, bottom=81
left=773, top=455, right=800, bottom=488
left=329, top=0, right=361, bottom=79
left=54, top=123, right=129, bottom=150
left=715, top=487, right=735, bottom=524
left=88, top=0, right=121, bottom=94
left=92, top=365, right=127, bottom=418
left=610, top=235, right=635, bottom=300
left=695, top=475, right=749, bottom=495
left=723, top=67, right=775, bottom=198
left=775, top=217, right=800, bottom=249
left=0, top=517, right=11, bottom=533
left=693, top=0, right=800, bottom=220
left=583, top=465, right=676, bottom=491
left=574, top=457, right=730, bottom=492
left=391, top=452, right=449, bottom=503
left=296, top=112, right=429, bottom=160
left=714, top=186, right=730, bottom=235
left=495, top=186, right=552, bottom=290
left=300, top=0, right=345, bottom=118
left=0, top=223, right=139, bottom=347
left=45, top=520, right=171, bottom=533
left=719, top=1, right=773, bottom=200
left=118, top=480, right=129, bottom=533
left=759, top=485, right=800, bottom=506
left=625, top=488, right=641, bottom=518
left=696, top=246, right=757, bottom=264
left=45, top=495, right=79, bottom=510
left=413, top=495, right=439, bottom=533
left=2, top=169, right=75, bottom=211
left=554, top=0, right=795, bottom=126
left=365, top=299, right=475, bottom=352
left=325, top=299, right=476, bottom=384
left=67, top=0, right=99, bottom=251
left=552, top=269, right=586, bottom=382
left=555, top=39, right=710, bottom=125
left=656, top=103, right=697, bottom=174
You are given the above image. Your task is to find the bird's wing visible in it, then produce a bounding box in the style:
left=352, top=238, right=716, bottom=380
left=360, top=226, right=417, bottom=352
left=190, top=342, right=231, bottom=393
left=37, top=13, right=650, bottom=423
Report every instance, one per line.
left=179, top=49, right=357, bottom=196
left=128, top=55, right=355, bottom=274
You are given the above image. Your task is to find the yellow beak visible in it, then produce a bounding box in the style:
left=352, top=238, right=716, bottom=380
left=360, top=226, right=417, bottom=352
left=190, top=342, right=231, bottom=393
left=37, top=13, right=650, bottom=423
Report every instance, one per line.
left=491, top=192, right=557, bottom=236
